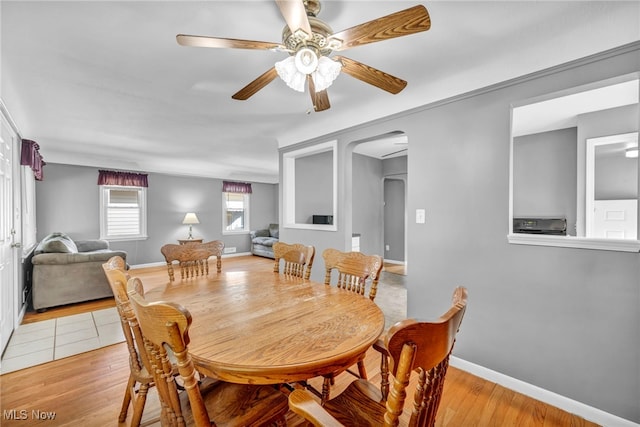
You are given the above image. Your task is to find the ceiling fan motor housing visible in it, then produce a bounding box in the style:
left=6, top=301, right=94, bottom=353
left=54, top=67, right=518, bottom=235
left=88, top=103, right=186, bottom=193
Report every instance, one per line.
left=282, top=14, right=335, bottom=58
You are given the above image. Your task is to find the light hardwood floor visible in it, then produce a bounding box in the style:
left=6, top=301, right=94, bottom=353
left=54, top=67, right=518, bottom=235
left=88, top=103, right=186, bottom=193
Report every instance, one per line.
left=1, top=255, right=599, bottom=426
left=383, top=261, right=406, bottom=275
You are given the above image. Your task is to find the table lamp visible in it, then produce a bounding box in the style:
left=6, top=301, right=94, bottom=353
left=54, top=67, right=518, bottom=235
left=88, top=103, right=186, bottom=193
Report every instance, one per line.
left=182, top=212, right=200, bottom=239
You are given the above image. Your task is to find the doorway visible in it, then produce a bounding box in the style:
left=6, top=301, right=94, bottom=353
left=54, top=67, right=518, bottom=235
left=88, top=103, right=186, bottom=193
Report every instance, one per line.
left=350, top=131, right=408, bottom=273
left=383, top=177, right=406, bottom=274
left=1, top=109, right=17, bottom=353
left=586, top=132, right=638, bottom=239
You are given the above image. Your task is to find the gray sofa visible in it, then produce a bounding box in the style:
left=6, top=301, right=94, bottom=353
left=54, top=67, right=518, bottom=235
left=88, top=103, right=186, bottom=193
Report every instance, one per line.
left=250, top=224, right=279, bottom=259
left=31, top=232, right=127, bottom=311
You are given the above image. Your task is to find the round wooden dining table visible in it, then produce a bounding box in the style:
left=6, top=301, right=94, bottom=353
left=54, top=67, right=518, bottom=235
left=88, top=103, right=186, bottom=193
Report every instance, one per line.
left=142, top=270, right=385, bottom=386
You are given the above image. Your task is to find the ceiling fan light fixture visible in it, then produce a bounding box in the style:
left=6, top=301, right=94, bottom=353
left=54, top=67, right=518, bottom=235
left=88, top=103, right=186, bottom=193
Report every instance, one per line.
left=294, top=47, right=319, bottom=74
left=275, top=56, right=307, bottom=92
left=312, top=56, right=342, bottom=92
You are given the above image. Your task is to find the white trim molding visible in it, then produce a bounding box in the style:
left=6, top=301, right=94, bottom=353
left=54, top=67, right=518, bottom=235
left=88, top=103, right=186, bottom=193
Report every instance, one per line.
left=450, top=357, right=640, bottom=427
left=507, top=233, right=640, bottom=252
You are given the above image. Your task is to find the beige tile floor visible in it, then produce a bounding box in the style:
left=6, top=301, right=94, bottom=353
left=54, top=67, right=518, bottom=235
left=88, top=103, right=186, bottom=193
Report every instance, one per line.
left=0, top=307, right=125, bottom=374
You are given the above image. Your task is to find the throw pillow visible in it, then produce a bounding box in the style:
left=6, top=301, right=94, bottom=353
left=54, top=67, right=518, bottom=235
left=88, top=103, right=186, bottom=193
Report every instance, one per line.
left=253, top=229, right=270, bottom=238
left=41, top=234, right=78, bottom=253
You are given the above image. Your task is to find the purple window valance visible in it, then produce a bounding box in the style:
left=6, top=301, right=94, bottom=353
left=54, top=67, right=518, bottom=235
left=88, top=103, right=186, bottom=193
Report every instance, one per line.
left=98, top=169, right=148, bottom=187
left=222, top=181, right=252, bottom=194
left=20, top=139, right=46, bottom=181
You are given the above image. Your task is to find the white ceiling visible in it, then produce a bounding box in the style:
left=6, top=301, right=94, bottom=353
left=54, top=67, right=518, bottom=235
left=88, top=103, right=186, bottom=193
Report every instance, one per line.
left=351, top=131, right=408, bottom=159
left=1, top=1, right=639, bottom=183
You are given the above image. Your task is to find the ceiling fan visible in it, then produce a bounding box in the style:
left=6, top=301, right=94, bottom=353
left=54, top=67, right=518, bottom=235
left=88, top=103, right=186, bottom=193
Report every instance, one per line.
left=177, top=0, right=431, bottom=112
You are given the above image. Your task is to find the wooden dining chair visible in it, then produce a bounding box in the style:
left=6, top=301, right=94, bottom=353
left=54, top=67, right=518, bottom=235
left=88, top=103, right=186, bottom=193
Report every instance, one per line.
left=102, top=256, right=154, bottom=427
left=200, top=240, right=225, bottom=273
left=273, top=241, right=315, bottom=279
left=289, top=287, right=468, bottom=427
left=160, top=240, right=224, bottom=282
left=322, top=248, right=383, bottom=300
left=126, top=277, right=289, bottom=427
left=318, top=248, right=384, bottom=403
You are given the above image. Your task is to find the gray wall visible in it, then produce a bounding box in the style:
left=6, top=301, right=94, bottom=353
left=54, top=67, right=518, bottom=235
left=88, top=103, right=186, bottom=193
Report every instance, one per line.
left=35, top=163, right=278, bottom=265
left=383, top=156, right=407, bottom=262
left=294, top=151, right=333, bottom=223
left=584, top=104, right=639, bottom=200
left=382, top=155, right=408, bottom=176
left=513, top=128, right=578, bottom=233
left=352, top=153, right=383, bottom=255
left=384, top=178, right=405, bottom=261
left=280, top=45, right=640, bottom=422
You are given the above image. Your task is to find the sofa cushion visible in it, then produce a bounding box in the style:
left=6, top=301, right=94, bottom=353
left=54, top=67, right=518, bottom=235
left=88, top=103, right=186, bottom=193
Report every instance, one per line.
left=39, top=233, right=78, bottom=254
left=253, top=229, right=270, bottom=238
left=75, top=239, right=109, bottom=252
left=252, top=236, right=278, bottom=247
left=32, top=250, right=128, bottom=265
left=269, top=224, right=279, bottom=239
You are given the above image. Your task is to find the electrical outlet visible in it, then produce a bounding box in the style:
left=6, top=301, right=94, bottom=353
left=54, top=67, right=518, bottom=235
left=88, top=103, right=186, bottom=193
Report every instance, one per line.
left=385, top=244, right=390, bottom=251
left=416, top=209, right=426, bottom=224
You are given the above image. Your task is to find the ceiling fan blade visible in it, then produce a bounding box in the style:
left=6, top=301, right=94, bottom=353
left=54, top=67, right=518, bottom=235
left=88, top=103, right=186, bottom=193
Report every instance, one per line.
left=307, top=76, right=331, bottom=112
left=334, top=56, right=407, bottom=94
left=329, top=5, right=431, bottom=51
left=177, top=34, right=283, bottom=51
left=232, top=67, right=279, bottom=100
left=275, top=0, right=312, bottom=40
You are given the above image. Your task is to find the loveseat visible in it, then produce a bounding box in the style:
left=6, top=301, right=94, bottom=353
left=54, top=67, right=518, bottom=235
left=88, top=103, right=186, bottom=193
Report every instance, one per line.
left=31, top=232, right=127, bottom=311
left=250, top=224, right=279, bottom=259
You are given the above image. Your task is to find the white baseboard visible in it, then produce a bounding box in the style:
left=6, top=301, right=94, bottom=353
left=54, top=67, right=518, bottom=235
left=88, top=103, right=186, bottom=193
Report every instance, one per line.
left=222, top=251, right=252, bottom=258
left=450, top=357, right=639, bottom=427
left=130, top=261, right=165, bottom=269
left=383, top=259, right=405, bottom=265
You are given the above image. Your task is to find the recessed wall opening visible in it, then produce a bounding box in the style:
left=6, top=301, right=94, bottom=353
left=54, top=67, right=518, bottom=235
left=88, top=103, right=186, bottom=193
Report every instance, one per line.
left=350, top=131, right=408, bottom=273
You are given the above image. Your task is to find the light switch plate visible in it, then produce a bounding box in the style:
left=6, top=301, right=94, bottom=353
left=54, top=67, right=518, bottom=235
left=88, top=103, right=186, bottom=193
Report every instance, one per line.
left=416, top=209, right=426, bottom=224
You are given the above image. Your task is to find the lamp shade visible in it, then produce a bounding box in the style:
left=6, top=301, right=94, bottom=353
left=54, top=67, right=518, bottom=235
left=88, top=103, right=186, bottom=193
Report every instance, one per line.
left=312, top=56, right=341, bottom=92
left=275, top=56, right=306, bottom=92
left=182, top=212, right=200, bottom=225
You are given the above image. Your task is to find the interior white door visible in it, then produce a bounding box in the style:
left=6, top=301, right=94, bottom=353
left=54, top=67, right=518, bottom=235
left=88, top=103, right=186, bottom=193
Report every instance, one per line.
left=0, top=113, right=16, bottom=353
left=593, top=199, right=638, bottom=239
left=585, top=132, right=638, bottom=238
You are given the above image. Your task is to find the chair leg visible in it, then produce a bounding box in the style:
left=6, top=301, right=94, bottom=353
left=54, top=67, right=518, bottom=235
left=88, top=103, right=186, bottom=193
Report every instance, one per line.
left=321, top=377, right=332, bottom=406
left=130, top=383, right=150, bottom=427
left=357, top=360, right=368, bottom=380
left=380, top=353, right=389, bottom=401
left=119, top=374, right=135, bottom=422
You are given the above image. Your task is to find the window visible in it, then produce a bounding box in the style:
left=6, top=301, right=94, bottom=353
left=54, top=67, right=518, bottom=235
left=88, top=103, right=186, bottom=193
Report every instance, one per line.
left=222, top=192, right=250, bottom=233
left=100, top=185, right=147, bottom=240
